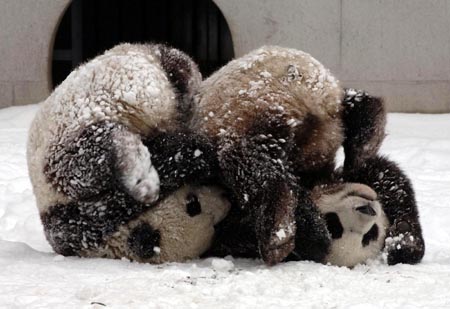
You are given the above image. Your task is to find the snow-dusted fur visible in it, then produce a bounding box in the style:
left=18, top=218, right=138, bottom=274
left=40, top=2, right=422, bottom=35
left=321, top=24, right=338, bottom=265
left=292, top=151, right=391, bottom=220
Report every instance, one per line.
left=191, top=46, right=344, bottom=264
left=27, top=43, right=205, bottom=260
left=194, top=46, right=423, bottom=266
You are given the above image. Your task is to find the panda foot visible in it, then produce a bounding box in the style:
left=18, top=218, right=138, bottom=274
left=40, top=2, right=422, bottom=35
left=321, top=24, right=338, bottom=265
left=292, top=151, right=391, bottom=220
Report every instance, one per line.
left=262, top=233, right=295, bottom=266
left=113, top=130, right=160, bottom=204
left=258, top=183, right=297, bottom=266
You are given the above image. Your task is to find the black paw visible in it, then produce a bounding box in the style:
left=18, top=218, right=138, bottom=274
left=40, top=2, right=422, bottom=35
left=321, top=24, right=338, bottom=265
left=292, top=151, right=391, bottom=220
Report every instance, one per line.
left=385, top=223, right=425, bottom=265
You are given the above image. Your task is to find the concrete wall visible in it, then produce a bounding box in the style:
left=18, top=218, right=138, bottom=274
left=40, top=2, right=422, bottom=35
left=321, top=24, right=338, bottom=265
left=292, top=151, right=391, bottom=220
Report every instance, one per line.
left=1, top=0, right=449, bottom=112
left=0, top=0, right=70, bottom=109
left=215, top=0, right=450, bottom=113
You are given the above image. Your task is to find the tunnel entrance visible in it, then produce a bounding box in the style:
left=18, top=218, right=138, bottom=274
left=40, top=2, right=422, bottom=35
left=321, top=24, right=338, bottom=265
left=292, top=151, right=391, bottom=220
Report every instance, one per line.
left=52, top=0, right=234, bottom=88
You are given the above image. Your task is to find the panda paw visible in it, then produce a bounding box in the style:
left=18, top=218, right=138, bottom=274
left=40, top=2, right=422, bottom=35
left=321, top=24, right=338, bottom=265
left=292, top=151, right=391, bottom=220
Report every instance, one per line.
left=384, top=224, right=425, bottom=265
left=113, top=130, right=160, bottom=204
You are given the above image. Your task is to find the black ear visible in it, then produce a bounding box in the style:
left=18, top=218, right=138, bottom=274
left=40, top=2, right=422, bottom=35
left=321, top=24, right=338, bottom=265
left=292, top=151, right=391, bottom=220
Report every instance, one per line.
left=342, top=88, right=386, bottom=170
left=144, top=131, right=220, bottom=198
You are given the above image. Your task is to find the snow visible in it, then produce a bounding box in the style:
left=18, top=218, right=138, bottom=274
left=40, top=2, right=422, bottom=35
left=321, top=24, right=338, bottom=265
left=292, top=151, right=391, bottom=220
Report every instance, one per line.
left=1, top=104, right=450, bottom=308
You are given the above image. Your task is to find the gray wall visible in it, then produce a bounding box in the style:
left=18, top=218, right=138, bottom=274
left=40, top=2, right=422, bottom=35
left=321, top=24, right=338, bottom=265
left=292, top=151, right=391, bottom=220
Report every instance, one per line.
left=1, top=0, right=450, bottom=112
left=215, top=0, right=450, bottom=113
left=0, top=0, right=70, bottom=109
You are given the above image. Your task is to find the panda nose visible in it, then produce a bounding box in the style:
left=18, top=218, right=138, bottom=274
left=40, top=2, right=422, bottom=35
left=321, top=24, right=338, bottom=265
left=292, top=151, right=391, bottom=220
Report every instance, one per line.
left=356, top=204, right=377, bottom=216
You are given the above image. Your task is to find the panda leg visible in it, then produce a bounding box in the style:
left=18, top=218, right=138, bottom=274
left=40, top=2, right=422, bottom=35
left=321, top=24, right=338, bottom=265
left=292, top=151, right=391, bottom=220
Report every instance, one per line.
left=218, top=124, right=299, bottom=265
left=45, top=121, right=159, bottom=203
left=343, top=155, right=425, bottom=265
left=342, top=89, right=386, bottom=170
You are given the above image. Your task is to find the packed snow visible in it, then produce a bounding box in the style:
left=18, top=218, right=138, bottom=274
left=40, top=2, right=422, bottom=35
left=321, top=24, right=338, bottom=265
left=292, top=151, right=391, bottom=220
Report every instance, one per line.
left=1, top=104, right=450, bottom=308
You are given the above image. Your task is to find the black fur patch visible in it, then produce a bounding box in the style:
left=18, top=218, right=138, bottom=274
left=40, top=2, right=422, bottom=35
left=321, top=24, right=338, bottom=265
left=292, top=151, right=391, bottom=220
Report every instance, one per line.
left=186, top=193, right=202, bottom=217
left=144, top=131, right=221, bottom=198
left=44, top=121, right=118, bottom=201
left=41, top=190, right=147, bottom=256
left=208, top=186, right=332, bottom=264
left=324, top=212, right=344, bottom=239
left=157, top=44, right=197, bottom=123
left=362, top=224, right=379, bottom=247
left=342, top=89, right=386, bottom=169
left=287, top=188, right=331, bottom=263
left=204, top=197, right=259, bottom=259
left=128, top=223, right=161, bottom=259
left=342, top=155, right=425, bottom=265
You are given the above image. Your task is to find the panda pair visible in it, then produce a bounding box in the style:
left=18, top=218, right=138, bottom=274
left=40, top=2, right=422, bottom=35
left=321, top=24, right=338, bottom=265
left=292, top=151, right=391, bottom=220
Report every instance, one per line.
left=27, top=44, right=425, bottom=267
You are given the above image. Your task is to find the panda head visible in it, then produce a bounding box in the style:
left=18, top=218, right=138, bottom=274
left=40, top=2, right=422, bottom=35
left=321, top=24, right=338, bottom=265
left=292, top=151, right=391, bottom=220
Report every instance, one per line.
left=113, top=185, right=231, bottom=264
left=312, top=183, right=388, bottom=267
left=117, top=131, right=230, bottom=264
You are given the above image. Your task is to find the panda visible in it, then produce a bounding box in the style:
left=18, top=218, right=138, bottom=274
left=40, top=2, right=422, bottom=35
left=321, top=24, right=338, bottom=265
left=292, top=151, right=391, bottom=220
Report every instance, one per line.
left=27, top=43, right=231, bottom=261
left=191, top=46, right=425, bottom=266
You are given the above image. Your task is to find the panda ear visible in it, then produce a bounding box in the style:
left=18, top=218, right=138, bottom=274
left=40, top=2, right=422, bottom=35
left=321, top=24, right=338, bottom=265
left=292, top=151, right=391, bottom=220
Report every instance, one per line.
left=143, top=131, right=221, bottom=197
left=342, top=88, right=386, bottom=170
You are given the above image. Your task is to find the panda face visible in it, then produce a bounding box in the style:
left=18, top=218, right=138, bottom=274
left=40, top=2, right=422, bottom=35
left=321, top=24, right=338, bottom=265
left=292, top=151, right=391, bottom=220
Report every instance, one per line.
left=312, top=183, right=388, bottom=267
left=117, top=185, right=231, bottom=264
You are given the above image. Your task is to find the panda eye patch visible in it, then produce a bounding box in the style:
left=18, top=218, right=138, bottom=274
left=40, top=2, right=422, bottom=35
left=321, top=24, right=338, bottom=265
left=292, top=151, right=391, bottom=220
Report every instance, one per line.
left=186, top=193, right=202, bottom=217
left=362, top=224, right=379, bottom=247
left=324, top=212, right=343, bottom=239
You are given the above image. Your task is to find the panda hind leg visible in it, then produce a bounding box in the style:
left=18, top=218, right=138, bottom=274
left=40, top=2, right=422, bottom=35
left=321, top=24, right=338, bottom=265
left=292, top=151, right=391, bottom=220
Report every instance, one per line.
left=218, top=118, right=299, bottom=265
left=45, top=121, right=160, bottom=204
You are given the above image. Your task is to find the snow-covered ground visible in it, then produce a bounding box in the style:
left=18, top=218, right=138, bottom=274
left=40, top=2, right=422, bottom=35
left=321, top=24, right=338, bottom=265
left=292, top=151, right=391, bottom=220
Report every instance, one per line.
left=1, top=104, right=450, bottom=308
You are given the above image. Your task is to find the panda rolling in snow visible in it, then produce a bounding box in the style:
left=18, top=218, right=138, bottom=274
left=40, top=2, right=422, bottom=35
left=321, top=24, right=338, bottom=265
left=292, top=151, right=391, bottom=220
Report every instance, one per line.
left=193, top=46, right=424, bottom=266
left=27, top=43, right=207, bottom=258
